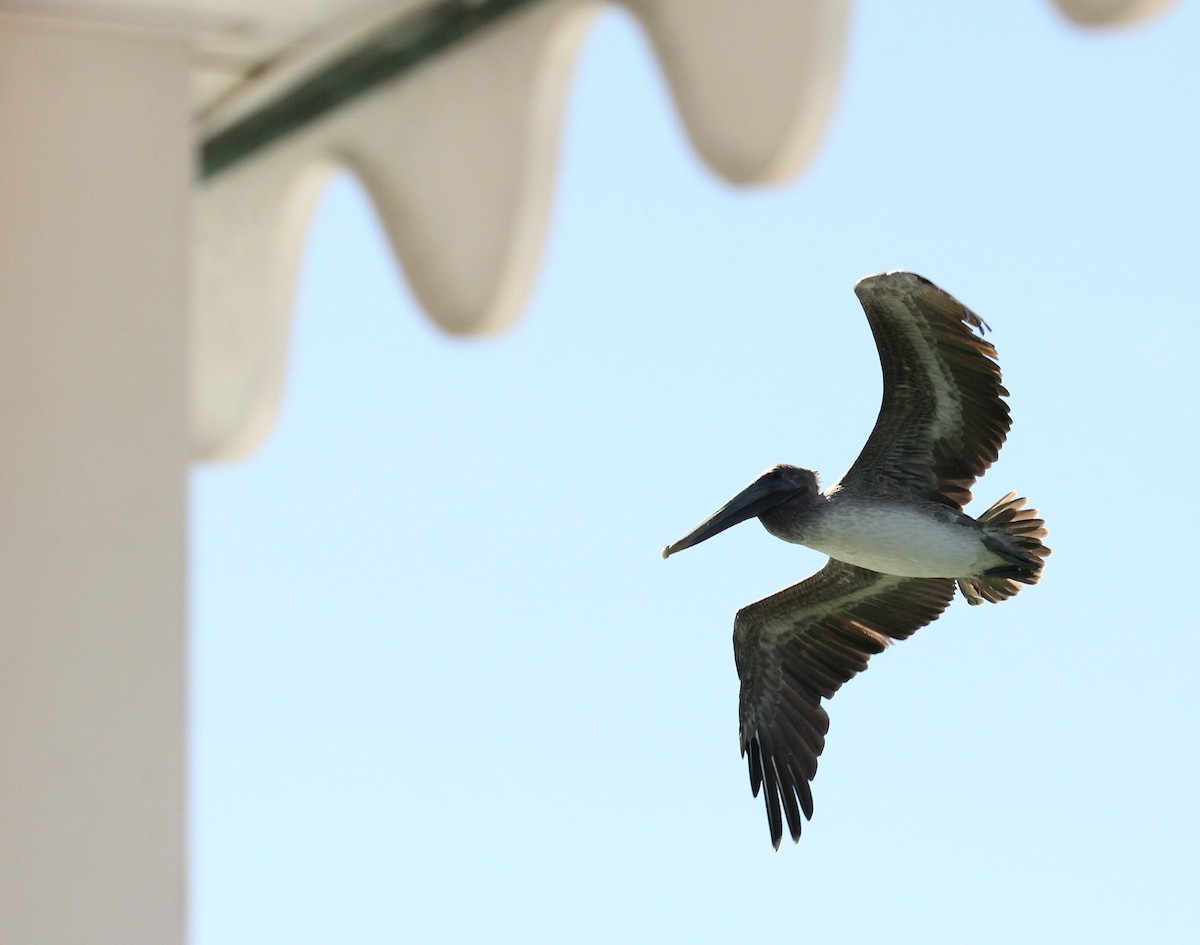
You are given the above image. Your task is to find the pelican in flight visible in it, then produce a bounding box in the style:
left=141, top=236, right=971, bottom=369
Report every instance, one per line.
left=662, top=271, right=1049, bottom=848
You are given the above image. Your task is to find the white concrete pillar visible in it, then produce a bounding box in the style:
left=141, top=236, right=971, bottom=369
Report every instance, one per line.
left=0, top=17, right=191, bottom=944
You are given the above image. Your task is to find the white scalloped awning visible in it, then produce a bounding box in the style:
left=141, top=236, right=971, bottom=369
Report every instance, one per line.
left=177, top=0, right=1174, bottom=459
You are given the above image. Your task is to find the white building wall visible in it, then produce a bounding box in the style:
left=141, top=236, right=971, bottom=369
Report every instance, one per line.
left=0, top=19, right=191, bottom=944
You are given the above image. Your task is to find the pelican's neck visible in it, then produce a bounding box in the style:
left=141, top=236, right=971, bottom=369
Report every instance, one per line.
left=759, top=492, right=831, bottom=545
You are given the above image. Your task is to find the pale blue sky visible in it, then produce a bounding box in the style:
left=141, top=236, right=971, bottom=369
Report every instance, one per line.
left=192, top=3, right=1200, bottom=942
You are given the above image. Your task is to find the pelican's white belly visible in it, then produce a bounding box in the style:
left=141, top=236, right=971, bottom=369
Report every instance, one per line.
left=802, top=505, right=996, bottom=578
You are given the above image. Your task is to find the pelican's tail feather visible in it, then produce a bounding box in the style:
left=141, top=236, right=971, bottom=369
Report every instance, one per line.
left=958, top=492, right=1050, bottom=606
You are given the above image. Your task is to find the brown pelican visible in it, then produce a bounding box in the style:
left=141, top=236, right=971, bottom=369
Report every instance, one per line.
left=662, top=271, right=1049, bottom=848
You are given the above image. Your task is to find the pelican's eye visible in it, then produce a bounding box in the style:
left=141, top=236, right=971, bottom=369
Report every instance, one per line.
left=783, top=470, right=808, bottom=491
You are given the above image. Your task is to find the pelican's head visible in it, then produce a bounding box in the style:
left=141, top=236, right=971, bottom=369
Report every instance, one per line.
left=661, top=464, right=819, bottom=559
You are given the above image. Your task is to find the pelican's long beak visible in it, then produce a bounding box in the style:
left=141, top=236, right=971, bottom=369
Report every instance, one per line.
left=662, top=472, right=803, bottom=559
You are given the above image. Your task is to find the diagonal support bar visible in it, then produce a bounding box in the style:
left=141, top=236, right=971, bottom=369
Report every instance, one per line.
left=200, top=0, right=545, bottom=180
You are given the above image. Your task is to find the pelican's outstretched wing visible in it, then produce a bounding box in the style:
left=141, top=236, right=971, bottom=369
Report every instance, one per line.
left=841, top=271, right=1010, bottom=509
left=734, top=559, right=955, bottom=848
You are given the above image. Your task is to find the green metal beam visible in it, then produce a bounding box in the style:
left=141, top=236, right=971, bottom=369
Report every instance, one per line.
left=200, top=0, right=545, bottom=181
